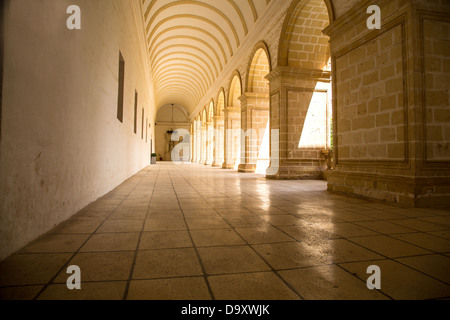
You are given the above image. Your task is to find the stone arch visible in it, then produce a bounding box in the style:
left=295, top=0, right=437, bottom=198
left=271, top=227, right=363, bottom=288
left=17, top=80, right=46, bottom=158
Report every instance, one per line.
left=239, top=42, right=271, bottom=174
left=246, top=41, right=272, bottom=93
left=224, top=71, right=242, bottom=169
left=213, top=89, right=226, bottom=167
left=267, top=0, right=334, bottom=179
left=277, top=0, right=332, bottom=70
left=228, top=71, right=243, bottom=108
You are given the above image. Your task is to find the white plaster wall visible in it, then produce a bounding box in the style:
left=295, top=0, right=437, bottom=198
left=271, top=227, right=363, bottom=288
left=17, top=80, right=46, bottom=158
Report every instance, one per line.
left=0, top=0, right=155, bottom=260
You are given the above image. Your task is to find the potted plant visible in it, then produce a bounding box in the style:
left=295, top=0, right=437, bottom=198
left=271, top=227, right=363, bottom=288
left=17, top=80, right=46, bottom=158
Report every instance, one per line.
left=151, top=153, right=157, bottom=164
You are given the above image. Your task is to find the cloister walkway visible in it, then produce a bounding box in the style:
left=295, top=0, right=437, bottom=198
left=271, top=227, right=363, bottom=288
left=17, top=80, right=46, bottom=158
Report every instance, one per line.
left=0, top=162, right=449, bottom=300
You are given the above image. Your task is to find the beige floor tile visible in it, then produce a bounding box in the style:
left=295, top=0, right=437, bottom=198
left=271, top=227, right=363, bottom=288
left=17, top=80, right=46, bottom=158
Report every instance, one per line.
left=428, top=230, right=450, bottom=240
left=190, top=229, right=246, bottom=247
left=108, top=211, right=147, bottom=220
left=133, top=249, right=203, bottom=279
left=139, top=231, right=192, bottom=250
left=224, top=217, right=269, bottom=228
left=80, top=233, right=140, bottom=252
left=69, top=210, right=111, bottom=221
left=261, top=215, right=302, bottom=226
left=0, top=253, right=71, bottom=286
left=208, top=272, right=300, bottom=300
left=51, top=219, right=103, bottom=234
left=252, top=242, right=330, bottom=269
left=387, top=219, right=446, bottom=232
left=96, top=220, right=144, bottom=233
left=197, top=246, right=271, bottom=275
left=354, top=220, right=417, bottom=235
left=279, top=265, right=389, bottom=300
left=127, top=277, right=211, bottom=300
left=144, top=219, right=187, bottom=232
left=147, top=210, right=184, bottom=219
left=37, top=281, right=127, bottom=300
left=182, top=209, right=218, bottom=218
left=53, top=251, right=134, bottom=283
left=0, top=285, right=44, bottom=300
left=391, top=233, right=450, bottom=253
left=331, top=223, right=380, bottom=238
left=395, top=254, right=450, bottom=284
left=186, top=218, right=229, bottom=230
left=277, top=225, right=340, bottom=243
left=18, top=234, right=89, bottom=254
left=350, top=235, right=433, bottom=258
left=235, top=226, right=295, bottom=244
left=339, top=259, right=450, bottom=300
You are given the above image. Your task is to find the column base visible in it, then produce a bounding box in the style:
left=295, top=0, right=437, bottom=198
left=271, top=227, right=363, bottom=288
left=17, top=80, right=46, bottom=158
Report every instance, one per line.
left=238, top=164, right=256, bottom=173
left=327, top=171, right=450, bottom=208
left=266, top=160, right=326, bottom=180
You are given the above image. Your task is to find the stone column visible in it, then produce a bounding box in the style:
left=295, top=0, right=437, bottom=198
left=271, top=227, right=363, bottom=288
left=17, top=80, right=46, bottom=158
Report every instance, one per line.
left=212, top=115, right=224, bottom=167
left=266, top=66, right=331, bottom=180
left=205, top=121, right=213, bottom=166
left=223, top=107, right=241, bottom=169
left=238, top=92, right=270, bottom=173
left=324, top=0, right=450, bottom=207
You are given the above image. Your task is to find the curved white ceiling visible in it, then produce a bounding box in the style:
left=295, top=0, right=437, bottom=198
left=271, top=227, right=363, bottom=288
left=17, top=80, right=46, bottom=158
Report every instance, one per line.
left=141, top=0, right=272, bottom=114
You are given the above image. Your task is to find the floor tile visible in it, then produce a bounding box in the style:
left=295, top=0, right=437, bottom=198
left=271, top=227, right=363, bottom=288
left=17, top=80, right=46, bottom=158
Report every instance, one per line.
left=0, top=285, right=44, bottom=300
left=350, top=235, right=433, bottom=258
left=133, top=249, right=203, bottom=279
left=395, top=254, right=450, bottom=284
left=252, top=242, right=329, bottom=269
left=186, top=218, right=229, bottom=230
left=18, top=234, right=89, bottom=254
left=53, top=251, right=134, bottom=283
left=190, top=229, right=246, bottom=247
left=339, top=259, right=450, bottom=300
left=197, top=246, right=271, bottom=275
left=51, top=219, right=103, bottom=234
left=139, top=231, right=193, bottom=250
left=390, top=233, right=450, bottom=253
left=354, top=221, right=416, bottom=235
left=37, top=281, right=127, bottom=300
left=80, top=233, right=140, bottom=252
left=96, top=220, right=144, bottom=233
left=235, top=226, right=295, bottom=244
left=208, top=272, right=300, bottom=300
left=127, top=277, right=211, bottom=300
left=144, top=219, right=187, bottom=232
left=0, top=253, right=71, bottom=286
left=279, top=265, right=389, bottom=300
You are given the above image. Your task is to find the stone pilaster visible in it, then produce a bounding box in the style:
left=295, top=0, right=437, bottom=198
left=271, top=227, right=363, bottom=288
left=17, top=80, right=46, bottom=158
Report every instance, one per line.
left=223, top=107, right=241, bottom=169
left=324, top=0, right=450, bottom=207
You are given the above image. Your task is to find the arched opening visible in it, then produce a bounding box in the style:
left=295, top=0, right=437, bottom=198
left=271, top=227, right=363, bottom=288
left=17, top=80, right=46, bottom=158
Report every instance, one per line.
left=224, top=73, right=242, bottom=170
left=268, top=0, right=333, bottom=179
left=155, top=104, right=190, bottom=162
left=241, top=44, right=271, bottom=174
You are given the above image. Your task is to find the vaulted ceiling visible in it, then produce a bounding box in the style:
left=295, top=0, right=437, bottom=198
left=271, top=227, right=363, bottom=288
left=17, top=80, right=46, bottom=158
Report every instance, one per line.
left=141, top=0, right=272, bottom=114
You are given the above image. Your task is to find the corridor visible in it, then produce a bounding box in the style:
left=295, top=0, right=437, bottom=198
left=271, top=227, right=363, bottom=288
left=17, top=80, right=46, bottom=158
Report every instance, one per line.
left=0, top=163, right=449, bottom=300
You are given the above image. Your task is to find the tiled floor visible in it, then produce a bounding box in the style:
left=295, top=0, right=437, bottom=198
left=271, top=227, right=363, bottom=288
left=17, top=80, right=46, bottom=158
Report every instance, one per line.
left=0, top=162, right=449, bottom=300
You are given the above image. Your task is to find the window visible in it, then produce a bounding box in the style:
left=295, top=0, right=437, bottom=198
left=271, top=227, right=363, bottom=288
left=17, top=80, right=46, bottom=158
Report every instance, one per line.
left=134, top=91, right=138, bottom=134
left=117, top=52, right=125, bottom=123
